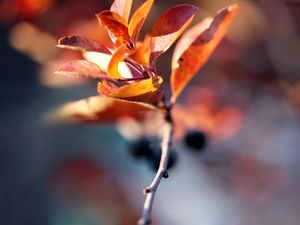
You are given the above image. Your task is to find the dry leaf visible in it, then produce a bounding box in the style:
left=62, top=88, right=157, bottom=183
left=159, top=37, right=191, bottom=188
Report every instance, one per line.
left=96, top=10, right=133, bottom=47
left=57, top=35, right=111, bottom=54
left=170, top=4, right=239, bottom=103
left=150, top=4, right=198, bottom=62
left=55, top=60, right=107, bottom=79
left=49, top=95, right=158, bottom=123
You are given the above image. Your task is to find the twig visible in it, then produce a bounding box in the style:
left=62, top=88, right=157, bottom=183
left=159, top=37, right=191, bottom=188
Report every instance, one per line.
left=124, top=59, right=145, bottom=75
left=137, top=115, right=173, bottom=225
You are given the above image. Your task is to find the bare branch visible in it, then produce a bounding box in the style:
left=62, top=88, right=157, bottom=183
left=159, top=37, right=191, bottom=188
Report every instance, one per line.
left=137, top=119, right=173, bottom=225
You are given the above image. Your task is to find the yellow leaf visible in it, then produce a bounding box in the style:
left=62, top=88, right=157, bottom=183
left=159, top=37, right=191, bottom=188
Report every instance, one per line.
left=99, top=76, right=163, bottom=103
left=129, top=0, right=154, bottom=43
left=130, top=36, right=151, bottom=66
left=108, top=45, right=133, bottom=78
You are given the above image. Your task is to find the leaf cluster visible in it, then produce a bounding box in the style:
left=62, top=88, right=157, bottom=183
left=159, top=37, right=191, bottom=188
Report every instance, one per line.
left=54, top=0, right=238, bottom=123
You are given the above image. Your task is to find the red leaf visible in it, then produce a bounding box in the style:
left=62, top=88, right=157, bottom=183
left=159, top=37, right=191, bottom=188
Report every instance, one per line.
left=55, top=60, right=107, bottom=79
left=96, top=10, right=133, bottom=47
left=110, top=0, right=133, bottom=22
left=128, top=0, right=154, bottom=43
left=170, top=4, right=239, bottom=103
left=48, top=95, right=158, bottom=123
left=57, top=35, right=111, bottom=54
left=150, top=4, right=198, bottom=62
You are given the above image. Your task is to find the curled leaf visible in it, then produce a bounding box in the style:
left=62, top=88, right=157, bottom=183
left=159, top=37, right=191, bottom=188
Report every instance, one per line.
left=98, top=76, right=163, bottom=103
left=83, top=51, right=133, bottom=79
left=55, top=60, right=106, bottom=79
left=170, top=4, right=239, bottom=103
left=96, top=10, right=133, bottom=47
left=129, top=0, right=154, bottom=43
left=108, top=45, right=133, bottom=78
left=150, top=4, right=198, bottom=61
left=57, top=35, right=111, bottom=54
left=48, top=95, right=158, bottom=123
left=111, top=0, right=133, bottom=22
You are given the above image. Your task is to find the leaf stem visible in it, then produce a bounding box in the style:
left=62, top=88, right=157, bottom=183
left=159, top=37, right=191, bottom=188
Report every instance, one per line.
left=137, top=107, right=173, bottom=225
left=125, top=59, right=145, bottom=75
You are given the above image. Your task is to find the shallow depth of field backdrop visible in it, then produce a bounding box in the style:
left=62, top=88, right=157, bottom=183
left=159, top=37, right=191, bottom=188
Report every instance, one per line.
left=1, top=0, right=300, bottom=225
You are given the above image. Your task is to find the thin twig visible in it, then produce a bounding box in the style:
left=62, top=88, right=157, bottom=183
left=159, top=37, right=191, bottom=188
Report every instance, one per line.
left=137, top=115, right=173, bottom=225
left=101, top=76, right=149, bottom=83
left=124, top=59, right=145, bottom=75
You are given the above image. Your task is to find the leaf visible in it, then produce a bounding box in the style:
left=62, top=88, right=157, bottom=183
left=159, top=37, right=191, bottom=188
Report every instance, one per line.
left=96, top=10, right=133, bottom=47
left=97, top=80, right=117, bottom=95
left=49, top=95, right=158, bottom=123
left=129, top=35, right=151, bottom=66
left=170, top=4, right=239, bottom=103
left=108, top=45, right=133, bottom=78
left=55, top=60, right=107, bottom=79
left=57, top=35, right=111, bottom=54
left=111, top=0, right=133, bottom=22
left=128, top=0, right=154, bottom=43
left=98, top=76, right=163, bottom=103
left=83, top=51, right=134, bottom=79
left=150, top=4, right=198, bottom=62
left=171, top=18, right=213, bottom=66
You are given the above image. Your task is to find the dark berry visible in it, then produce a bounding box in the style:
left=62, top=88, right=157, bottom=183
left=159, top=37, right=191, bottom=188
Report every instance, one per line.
left=147, top=149, right=178, bottom=171
left=130, top=136, right=160, bottom=159
left=184, top=129, right=207, bottom=151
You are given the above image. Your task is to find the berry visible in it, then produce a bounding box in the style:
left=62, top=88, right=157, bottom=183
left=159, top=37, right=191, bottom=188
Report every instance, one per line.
left=147, top=149, right=178, bottom=171
left=184, top=129, right=207, bottom=151
left=130, top=136, right=178, bottom=171
left=130, top=136, right=160, bottom=159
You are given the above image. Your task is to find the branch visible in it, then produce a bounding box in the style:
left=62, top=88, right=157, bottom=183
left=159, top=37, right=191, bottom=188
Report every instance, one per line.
left=137, top=118, right=173, bottom=225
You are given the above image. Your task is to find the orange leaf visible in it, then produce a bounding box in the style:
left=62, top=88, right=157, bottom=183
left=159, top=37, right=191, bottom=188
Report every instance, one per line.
left=150, top=4, right=198, bottom=62
left=97, top=80, right=117, bottom=95
left=48, top=95, right=158, bottom=123
left=99, top=76, right=163, bottom=104
left=96, top=10, right=133, bottom=48
left=130, top=35, right=151, bottom=66
left=170, top=4, right=239, bottom=103
left=108, top=45, right=133, bottom=78
left=128, top=0, right=154, bottom=43
left=171, top=18, right=213, bottom=67
left=55, top=60, right=107, bottom=79
left=111, top=0, right=133, bottom=22
left=57, top=35, right=111, bottom=54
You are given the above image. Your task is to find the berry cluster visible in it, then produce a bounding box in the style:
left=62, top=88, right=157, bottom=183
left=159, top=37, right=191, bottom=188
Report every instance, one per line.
left=129, top=129, right=207, bottom=171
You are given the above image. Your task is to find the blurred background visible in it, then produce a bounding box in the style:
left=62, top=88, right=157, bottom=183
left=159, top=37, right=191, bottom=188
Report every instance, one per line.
left=1, top=0, right=300, bottom=225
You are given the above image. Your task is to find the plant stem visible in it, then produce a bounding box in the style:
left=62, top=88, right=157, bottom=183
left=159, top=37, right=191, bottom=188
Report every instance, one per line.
left=125, top=59, right=145, bottom=75
left=137, top=112, right=173, bottom=225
